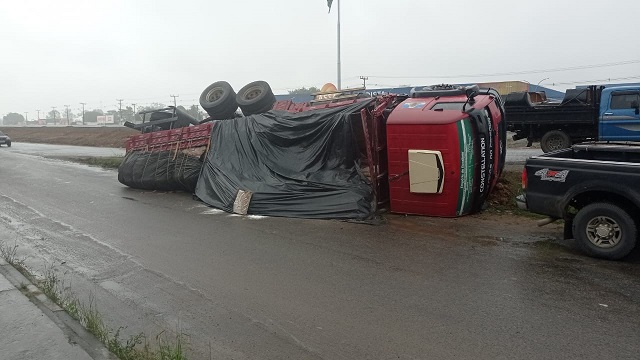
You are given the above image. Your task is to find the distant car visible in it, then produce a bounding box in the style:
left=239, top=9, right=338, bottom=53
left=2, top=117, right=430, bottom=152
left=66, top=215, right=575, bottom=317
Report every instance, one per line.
left=0, top=131, right=11, bottom=147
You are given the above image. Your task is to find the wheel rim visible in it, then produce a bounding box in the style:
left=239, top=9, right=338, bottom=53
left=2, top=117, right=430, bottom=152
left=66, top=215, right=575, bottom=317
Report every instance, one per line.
left=206, top=87, right=224, bottom=102
left=243, top=86, right=263, bottom=101
left=547, top=135, right=565, bottom=151
left=585, top=216, right=622, bottom=248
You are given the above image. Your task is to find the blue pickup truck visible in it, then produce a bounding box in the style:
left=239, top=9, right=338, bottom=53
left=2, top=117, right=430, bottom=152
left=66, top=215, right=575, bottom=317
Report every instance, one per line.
left=505, top=85, right=640, bottom=152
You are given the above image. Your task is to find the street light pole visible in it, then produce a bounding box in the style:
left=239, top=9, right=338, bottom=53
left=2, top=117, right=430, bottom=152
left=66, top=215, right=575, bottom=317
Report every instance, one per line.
left=536, top=78, right=550, bottom=92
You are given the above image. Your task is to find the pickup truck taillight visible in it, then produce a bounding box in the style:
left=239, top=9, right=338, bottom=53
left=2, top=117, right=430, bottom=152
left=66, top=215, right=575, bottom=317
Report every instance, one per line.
left=522, top=168, right=528, bottom=189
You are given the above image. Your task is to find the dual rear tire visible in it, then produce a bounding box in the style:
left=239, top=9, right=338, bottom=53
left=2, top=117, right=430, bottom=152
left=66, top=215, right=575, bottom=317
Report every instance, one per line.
left=199, top=80, right=276, bottom=119
left=199, top=81, right=239, bottom=120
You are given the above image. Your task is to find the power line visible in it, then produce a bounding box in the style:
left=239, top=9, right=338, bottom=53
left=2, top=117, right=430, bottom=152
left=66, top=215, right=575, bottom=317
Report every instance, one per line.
left=17, top=71, right=640, bottom=115
left=363, top=59, right=640, bottom=80
left=170, top=94, right=179, bottom=107
left=543, top=75, right=640, bottom=87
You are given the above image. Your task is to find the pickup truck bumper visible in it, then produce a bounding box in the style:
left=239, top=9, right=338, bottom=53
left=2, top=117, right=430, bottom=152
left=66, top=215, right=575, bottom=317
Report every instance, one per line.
left=515, top=194, right=528, bottom=210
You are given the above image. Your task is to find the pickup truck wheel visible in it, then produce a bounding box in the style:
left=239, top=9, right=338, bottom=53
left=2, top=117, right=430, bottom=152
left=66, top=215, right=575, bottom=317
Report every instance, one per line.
left=572, top=203, right=637, bottom=260
left=199, top=81, right=239, bottom=120
left=6, top=141, right=10, bottom=147
left=540, top=130, right=571, bottom=153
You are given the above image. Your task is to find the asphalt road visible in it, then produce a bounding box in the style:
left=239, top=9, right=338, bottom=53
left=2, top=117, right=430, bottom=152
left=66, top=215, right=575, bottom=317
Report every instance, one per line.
left=5, top=142, right=125, bottom=157
left=3, top=142, right=542, bottom=164
left=0, top=148, right=638, bottom=359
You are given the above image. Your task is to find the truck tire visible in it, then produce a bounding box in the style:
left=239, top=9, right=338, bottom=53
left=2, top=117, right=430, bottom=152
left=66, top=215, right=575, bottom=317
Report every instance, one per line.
left=236, top=81, right=276, bottom=116
left=572, top=202, right=637, bottom=260
left=540, top=130, right=571, bottom=153
left=199, top=81, right=239, bottom=120
left=6, top=140, right=11, bottom=147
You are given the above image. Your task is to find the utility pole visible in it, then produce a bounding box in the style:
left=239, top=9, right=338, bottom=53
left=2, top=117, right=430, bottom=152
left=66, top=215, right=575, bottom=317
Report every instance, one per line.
left=116, top=99, right=124, bottom=125
left=193, top=104, right=200, bottom=121
left=359, top=76, right=368, bottom=89
left=51, top=106, right=57, bottom=125
left=338, top=0, right=341, bottom=89
left=170, top=94, right=179, bottom=107
left=24, top=112, right=28, bottom=124
left=36, top=109, right=40, bottom=122
left=64, top=104, right=70, bottom=125
left=80, top=102, right=86, bottom=125
left=131, top=103, right=137, bottom=123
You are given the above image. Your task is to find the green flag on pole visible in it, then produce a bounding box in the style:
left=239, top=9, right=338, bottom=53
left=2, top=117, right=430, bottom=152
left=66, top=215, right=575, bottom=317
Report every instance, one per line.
left=327, top=0, right=333, bottom=13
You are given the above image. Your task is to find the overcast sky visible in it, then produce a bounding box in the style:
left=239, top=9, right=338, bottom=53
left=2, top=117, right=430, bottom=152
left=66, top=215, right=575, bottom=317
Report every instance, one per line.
left=2, top=0, right=639, bottom=117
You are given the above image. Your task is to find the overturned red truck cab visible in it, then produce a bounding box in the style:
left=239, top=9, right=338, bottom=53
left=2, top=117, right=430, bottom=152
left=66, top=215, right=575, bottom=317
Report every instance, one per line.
left=387, top=85, right=506, bottom=217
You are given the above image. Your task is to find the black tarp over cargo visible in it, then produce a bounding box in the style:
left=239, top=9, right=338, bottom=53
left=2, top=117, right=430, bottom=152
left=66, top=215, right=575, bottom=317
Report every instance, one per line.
left=195, top=100, right=376, bottom=219
left=118, top=151, right=202, bottom=193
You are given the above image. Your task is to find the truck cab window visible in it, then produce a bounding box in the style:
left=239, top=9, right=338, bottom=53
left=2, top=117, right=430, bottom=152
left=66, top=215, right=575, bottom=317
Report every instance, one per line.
left=610, top=93, right=640, bottom=109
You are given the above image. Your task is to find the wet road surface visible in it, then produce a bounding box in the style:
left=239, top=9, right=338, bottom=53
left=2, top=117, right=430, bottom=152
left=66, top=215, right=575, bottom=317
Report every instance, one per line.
left=0, top=149, right=638, bottom=359
left=4, top=142, right=125, bottom=157
left=2, top=142, right=543, bottom=164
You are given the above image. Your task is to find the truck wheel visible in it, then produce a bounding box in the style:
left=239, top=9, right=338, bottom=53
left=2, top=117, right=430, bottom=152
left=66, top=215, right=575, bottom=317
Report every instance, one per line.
left=540, top=130, right=571, bottom=153
left=6, top=141, right=10, bottom=147
left=236, top=81, right=276, bottom=116
left=572, top=202, right=637, bottom=260
left=199, top=81, right=239, bottom=120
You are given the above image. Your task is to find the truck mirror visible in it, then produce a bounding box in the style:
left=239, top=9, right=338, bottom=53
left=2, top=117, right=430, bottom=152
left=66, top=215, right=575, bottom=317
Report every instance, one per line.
left=465, top=85, right=479, bottom=102
left=632, top=100, right=640, bottom=115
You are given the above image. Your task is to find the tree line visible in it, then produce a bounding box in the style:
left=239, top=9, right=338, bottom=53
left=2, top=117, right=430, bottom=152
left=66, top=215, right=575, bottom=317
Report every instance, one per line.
left=2, top=104, right=207, bottom=125
left=2, top=86, right=323, bottom=125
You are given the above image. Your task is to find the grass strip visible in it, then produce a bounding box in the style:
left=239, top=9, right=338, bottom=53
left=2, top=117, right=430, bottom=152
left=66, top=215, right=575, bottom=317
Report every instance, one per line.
left=0, top=242, right=189, bottom=360
left=67, top=156, right=124, bottom=169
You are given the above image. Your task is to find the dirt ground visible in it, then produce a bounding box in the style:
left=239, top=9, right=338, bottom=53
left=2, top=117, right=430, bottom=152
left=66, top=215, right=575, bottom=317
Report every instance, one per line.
left=1, top=126, right=537, bottom=149
left=0, top=126, right=138, bottom=148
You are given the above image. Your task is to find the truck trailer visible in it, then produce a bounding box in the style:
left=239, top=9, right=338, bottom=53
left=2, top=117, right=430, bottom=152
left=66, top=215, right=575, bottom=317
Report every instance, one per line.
left=118, top=82, right=506, bottom=219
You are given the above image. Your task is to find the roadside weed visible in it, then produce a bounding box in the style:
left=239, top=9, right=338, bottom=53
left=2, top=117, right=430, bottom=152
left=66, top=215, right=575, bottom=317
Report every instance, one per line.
left=1, top=243, right=189, bottom=360
left=0, top=241, right=27, bottom=271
